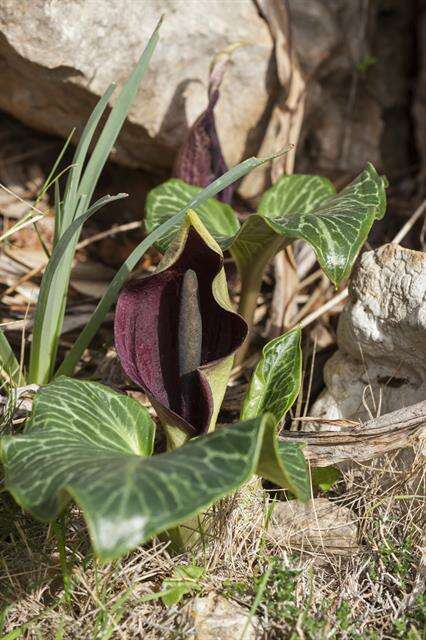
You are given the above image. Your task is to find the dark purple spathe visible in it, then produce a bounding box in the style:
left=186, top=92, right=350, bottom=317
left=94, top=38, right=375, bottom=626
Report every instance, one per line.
left=172, top=58, right=233, bottom=204
left=114, top=228, right=247, bottom=436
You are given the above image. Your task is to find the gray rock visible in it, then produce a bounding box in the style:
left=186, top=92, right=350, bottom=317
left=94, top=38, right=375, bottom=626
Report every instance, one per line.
left=268, top=498, right=358, bottom=555
left=184, top=593, right=260, bottom=640
left=311, top=244, right=426, bottom=424
left=1, top=1, right=419, bottom=187
left=292, top=0, right=382, bottom=174
left=0, top=0, right=394, bottom=183
left=0, top=0, right=274, bottom=171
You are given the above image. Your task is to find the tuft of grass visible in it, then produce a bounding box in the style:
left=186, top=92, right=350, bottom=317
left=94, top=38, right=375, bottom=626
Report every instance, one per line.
left=0, top=446, right=424, bottom=638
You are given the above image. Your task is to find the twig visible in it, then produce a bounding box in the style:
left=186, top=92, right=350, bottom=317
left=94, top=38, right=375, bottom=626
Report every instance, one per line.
left=298, top=287, right=348, bottom=330
left=391, top=199, right=426, bottom=245
left=0, top=182, right=46, bottom=217
left=280, top=400, right=426, bottom=466
left=290, top=275, right=328, bottom=327
left=76, top=220, right=141, bottom=249
left=1, top=221, right=142, bottom=299
left=2, top=263, right=46, bottom=298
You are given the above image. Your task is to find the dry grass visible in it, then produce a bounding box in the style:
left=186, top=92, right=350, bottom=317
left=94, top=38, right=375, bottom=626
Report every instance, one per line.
left=1, top=116, right=425, bottom=640
left=1, top=445, right=424, bottom=639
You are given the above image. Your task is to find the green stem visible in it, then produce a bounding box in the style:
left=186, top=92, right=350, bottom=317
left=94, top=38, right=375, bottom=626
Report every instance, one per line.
left=234, top=266, right=265, bottom=367
left=234, top=237, right=285, bottom=367
left=53, top=514, right=72, bottom=606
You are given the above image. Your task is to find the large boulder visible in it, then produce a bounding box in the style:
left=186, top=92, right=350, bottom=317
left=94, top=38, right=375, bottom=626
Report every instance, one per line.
left=0, top=0, right=275, bottom=171
left=0, top=1, right=418, bottom=186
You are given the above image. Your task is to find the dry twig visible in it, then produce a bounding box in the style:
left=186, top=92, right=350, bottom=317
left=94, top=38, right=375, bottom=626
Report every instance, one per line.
left=281, top=401, right=426, bottom=466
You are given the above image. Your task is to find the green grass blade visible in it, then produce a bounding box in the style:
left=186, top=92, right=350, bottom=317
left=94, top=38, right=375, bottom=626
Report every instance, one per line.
left=0, top=209, right=44, bottom=244
left=74, top=17, right=162, bottom=221
left=39, top=129, right=75, bottom=204
left=61, top=84, right=116, bottom=233
left=53, top=179, right=62, bottom=246
left=33, top=128, right=75, bottom=253
left=27, top=20, right=162, bottom=385
left=0, top=330, right=23, bottom=387
left=28, top=193, right=127, bottom=384
left=0, top=132, right=75, bottom=245
left=56, top=150, right=282, bottom=377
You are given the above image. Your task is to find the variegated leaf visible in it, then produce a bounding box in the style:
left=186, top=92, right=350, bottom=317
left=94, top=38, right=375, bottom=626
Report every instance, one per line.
left=145, top=164, right=386, bottom=288
left=241, top=327, right=302, bottom=424
left=1, top=377, right=309, bottom=561
left=276, top=441, right=310, bottom=502
left=145, top=179, right=240, bottom=253
left=258, top=174, right=335, bottom=218
left=261, top=163, right=387, bottom=284
left=241, top=327, right=309, bottom=500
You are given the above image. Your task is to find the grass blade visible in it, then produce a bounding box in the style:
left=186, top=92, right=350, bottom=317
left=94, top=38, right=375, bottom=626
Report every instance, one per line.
left=0, top=209, right=45, bottom=244
left=61, top=84, right=116, bottom=233
left=28, top=194, right=128, bottom=383
left=0, top=132, right=74, bottom=245
left=53, top=179, right=62, bottom=246
left=57, top=149, right=286, bottom=377
left=27, top=19, right=162, bottom=384
left=0, top=330, right=23, bottom=387
left=74, top=17, right=162, bottom=220
left=39, top=129, right=75, bottom=204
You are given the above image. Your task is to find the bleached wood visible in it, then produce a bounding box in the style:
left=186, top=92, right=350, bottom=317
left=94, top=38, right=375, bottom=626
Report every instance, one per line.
left=280, top=401, right=426, bottom=467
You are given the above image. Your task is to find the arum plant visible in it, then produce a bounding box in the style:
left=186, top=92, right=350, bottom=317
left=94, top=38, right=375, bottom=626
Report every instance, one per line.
left=115, top=211, right=310, bottom=504
left=1, top=211, right=310, bottom=560
left=0, top=18, right=288, bottom=388
left=0, top=21, right=387, bottom=563
left=0, top=23, right=312, bottom=560
left=146, top=165, right=387, bottom=363
left=145, top=57, right=388, bottom=362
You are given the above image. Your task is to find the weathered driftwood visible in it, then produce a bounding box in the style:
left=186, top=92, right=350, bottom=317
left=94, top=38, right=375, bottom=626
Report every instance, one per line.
left=280, top=401, right=426, bottom=467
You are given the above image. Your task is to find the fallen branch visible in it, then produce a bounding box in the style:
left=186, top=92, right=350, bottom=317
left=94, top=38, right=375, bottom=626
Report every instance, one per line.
left=280, top=401, right=426, bottom=466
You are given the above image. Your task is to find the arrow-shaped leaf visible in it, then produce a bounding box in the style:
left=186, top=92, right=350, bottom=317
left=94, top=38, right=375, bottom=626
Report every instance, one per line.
left=145, top=179, right=240, bottom=253
left=1, top=377, right=309, bottom=561
left=241, top=327, right=309, bottom=500
left=241, top=327, right=302, bottom=424
left=259, top=162, right=387, bottom=285
left=146, top=164, right=386, bottom=288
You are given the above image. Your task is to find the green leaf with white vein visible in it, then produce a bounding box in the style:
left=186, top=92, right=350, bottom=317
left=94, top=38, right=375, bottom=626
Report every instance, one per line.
left=1, top=377, right=309, bottom=561
left=241, top=327, right=302, bottom=424
left=276, top=441, right=310, bottom=502
left=259, top=162, right=387, bottom=285
left=146, top=164, right=386, bottom=288
left=258, top=174, right=336, bottom=218
left=240, top=326, right=309, bottom=500
left=145, top=179, right=240, bottom=253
